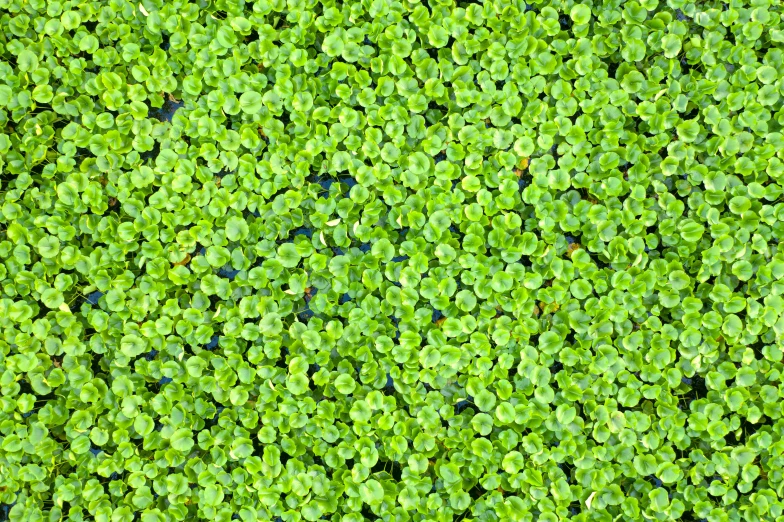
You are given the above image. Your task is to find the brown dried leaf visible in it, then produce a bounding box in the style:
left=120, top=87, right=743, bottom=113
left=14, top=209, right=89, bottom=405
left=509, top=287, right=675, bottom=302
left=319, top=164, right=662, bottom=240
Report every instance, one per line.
left=174, top=253, right=191, bottom=267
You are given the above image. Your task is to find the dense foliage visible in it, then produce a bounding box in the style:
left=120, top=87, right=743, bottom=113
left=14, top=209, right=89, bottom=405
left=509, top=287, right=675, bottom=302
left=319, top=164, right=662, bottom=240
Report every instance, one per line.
left=1, top=0, right=784, bottom=520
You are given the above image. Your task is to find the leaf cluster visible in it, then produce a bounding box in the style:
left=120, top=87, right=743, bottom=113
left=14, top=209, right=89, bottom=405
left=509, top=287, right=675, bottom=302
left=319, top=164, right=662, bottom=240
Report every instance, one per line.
left=1, top=0, right=784, bottom=521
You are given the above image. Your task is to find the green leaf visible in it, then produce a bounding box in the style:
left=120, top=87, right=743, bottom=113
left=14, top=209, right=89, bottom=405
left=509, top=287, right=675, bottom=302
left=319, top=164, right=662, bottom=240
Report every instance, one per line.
left=334, top=374, right=357, bottom=394
left=226, top=216, right=250, bottom=241
left=277, top=243, right=301, bottom=268
left=170, top=429, right=194, bottom=452
left=18, top=50, right=38, bottom=72
left=240, top=91, right=263, bottom=114
left=359, top=479, right=384, bottom=505
left=649, top=488, right=669, bottom=512
left=570, top=4, right=591, bottom=25
left=475, top=389, right=497, bottom=412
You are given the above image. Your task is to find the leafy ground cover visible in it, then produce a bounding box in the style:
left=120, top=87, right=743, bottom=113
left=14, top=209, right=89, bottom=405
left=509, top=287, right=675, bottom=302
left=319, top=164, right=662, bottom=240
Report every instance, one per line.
left=1, top=0, right=784, bottom=521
